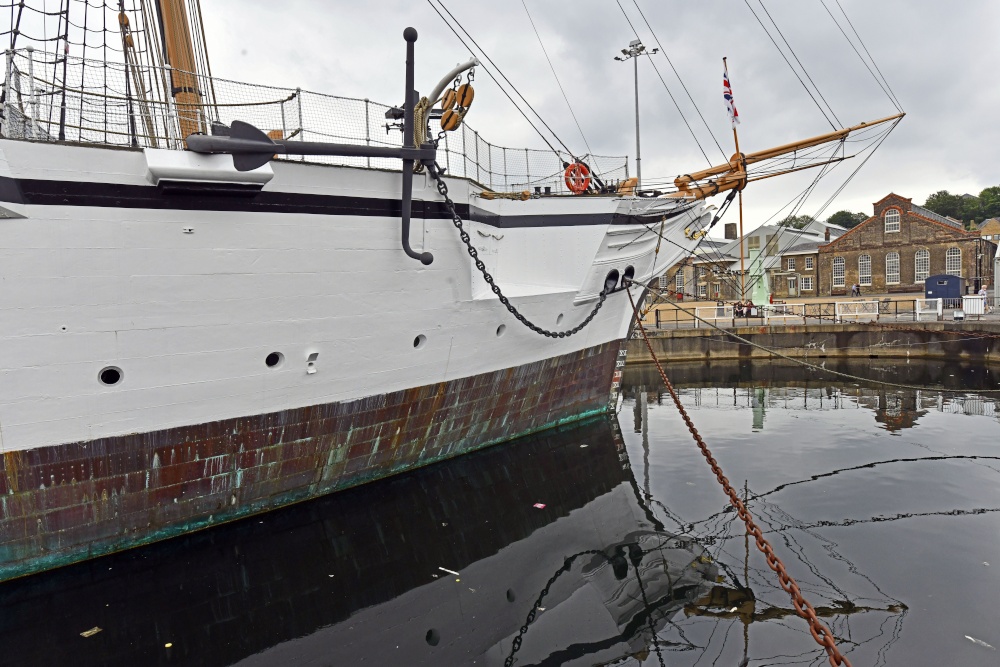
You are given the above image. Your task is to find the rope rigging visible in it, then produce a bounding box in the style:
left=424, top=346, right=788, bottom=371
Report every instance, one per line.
left=613, top=0, right=715, bottom=169
left=822, top=0, right=904, bottom=113
left=426, top=0, right=578, bottom=163
left=519, top=0, right=597, bottom=169
left=629, top=0, right=728, bottom=161
left=743, top=0, right=838, bottom=131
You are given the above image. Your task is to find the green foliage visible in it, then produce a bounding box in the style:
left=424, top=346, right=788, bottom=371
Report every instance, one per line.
left=777, top=214, right=815, bottom=229
left=825, top=210, right=867, bottom=229
left=923, top=186, right=1000, bottom=227
left=924, top=190, right=963, bottom=219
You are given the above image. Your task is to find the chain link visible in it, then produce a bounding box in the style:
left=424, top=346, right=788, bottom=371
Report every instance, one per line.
left=625, top=286, right=853, bottom=667
left=427, top=161, right=608, bottom=338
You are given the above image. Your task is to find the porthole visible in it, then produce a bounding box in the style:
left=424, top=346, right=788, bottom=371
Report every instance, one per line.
left=496, top=324, right=506, bottom=337
left=413, top=334, right=427, bottom=349
left=265, top=352, right=284, bottom=368
left=556, top=313, right=564, bottom=325
left=506, top=589, right=516, bottom=602
left=425, top=629, right=440, bottom=646
left=99, top=366, right=122, bottom=386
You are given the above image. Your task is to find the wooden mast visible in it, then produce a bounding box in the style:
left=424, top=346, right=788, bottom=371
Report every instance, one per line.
left=157, top=0, right=204, bottom=140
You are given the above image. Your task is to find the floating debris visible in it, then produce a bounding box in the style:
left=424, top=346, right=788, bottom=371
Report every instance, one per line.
left=164, top=642, right=173, bottom=648
left=533, top=503, right=546, bottom=509
left=79, top=627, right=102, bottom=638
left=438, top=567, right=460, bottom=576
left=965, top=636, right=996, bottom=651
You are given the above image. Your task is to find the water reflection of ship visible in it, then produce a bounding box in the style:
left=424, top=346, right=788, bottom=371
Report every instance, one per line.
left=0, top=417, right=724, bottom=667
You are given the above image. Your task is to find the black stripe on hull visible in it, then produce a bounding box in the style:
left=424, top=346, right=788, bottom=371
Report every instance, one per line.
left=0, top=174, right=628, bottom=228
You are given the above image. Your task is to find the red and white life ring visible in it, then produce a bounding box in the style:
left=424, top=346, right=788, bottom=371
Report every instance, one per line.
left=564, top=162, right=591, bottom=194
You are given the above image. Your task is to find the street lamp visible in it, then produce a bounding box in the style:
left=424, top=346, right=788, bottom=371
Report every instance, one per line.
left=614, top=39, right=658, bottom=193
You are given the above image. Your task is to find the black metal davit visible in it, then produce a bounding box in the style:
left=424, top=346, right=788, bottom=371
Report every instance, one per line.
left=185, top=27, right=437, bottom=265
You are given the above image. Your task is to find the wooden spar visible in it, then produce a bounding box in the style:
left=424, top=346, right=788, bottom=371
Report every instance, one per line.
left=157, top=0, right=204, bottom=141
left=670, top=111, right=904, bottom=201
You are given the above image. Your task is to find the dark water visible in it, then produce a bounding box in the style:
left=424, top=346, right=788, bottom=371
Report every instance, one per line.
left=1, top=359, right=999, bottom=666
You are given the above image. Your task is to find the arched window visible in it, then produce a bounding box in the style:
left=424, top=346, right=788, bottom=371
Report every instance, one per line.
left=946, top=248, right=962, bottom=276
left=858, top=254, right=872, bottom=286
left=914, top=249, right=930, bottom=282
left=884, top=209, right=900, bottom=233
left=886, top=252, right=900, bottom=284
left=833, top=257, right=845, bottom=288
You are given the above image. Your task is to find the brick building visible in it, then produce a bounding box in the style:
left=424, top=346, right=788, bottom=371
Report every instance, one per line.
left=979, top=218, right=1000, bottom=242
left=818, top=193, right=996, bottom=295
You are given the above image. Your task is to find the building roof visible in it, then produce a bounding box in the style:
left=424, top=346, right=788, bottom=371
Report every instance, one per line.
left=911, top=203, right=964, bottom=229
left=781, top=241, right=822, bottom=255
left=979, top=218, right=1000, bottom=229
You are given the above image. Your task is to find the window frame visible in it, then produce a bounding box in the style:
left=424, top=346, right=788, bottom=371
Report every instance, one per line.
left=858, top=254, right=872, bottom=286
left=804, top=256, right=814, bottom=270
left=787, top=257, right=796, bottom=271
left=675, top=270, right=685, bottom=291
left=884, top=208, right=901, bottom=233
left=801, top=276, right=814, bottom=291
left=914, top=249, right=930, bottom=283
left=885, top=251, right=900, bottom=285
left=833, top=256, right=845, bottom=288
left=946, top=247, right=962, bottom=276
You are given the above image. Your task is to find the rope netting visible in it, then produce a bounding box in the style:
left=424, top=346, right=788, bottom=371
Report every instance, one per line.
left=0, top=46, right=628, bottom=193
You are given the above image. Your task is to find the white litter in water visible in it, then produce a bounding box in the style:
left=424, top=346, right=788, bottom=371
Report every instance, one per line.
left=965, top=636, right=996, bottom=650
left=438, top=567, right=460, bottom=576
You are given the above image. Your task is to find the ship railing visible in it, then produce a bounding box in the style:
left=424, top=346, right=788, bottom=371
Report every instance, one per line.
left=0, top=48, right=628, bottom=195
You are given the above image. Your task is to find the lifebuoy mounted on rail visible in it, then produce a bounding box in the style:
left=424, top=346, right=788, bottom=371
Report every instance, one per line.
left=564, top=162, right=591, bottom=194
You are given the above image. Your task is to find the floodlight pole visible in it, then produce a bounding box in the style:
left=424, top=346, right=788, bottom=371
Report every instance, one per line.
left=615, top=39, right=658, bottom=193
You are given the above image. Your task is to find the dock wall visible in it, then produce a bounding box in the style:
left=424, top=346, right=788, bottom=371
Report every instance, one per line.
left=626, top=322, right=1000, bottom=364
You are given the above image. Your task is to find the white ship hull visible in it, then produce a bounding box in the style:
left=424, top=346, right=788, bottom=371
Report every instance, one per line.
left=0, top=137, right=709, bottom=580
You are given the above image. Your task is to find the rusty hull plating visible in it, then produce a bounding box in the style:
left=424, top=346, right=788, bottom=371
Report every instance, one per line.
left=0, top=341, right=622, bottom=582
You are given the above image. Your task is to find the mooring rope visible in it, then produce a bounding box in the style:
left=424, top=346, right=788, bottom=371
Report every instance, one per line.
left=625, top=285, right=852, bottom=667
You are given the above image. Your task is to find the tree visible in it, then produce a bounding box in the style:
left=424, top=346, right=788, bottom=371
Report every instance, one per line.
left=923, top=190, right=964, bottom=219
left=826, top=210, right=867, bottom=229
left=979, top=186, right=1000, bottom=220
left=777, top=214, right=815, bottom=229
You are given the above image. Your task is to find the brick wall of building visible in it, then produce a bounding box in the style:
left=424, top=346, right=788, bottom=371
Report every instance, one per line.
left=818, top=194, right=996, bottom=295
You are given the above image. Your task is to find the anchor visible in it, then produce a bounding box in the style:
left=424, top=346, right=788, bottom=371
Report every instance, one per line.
left=185, top=27, right=445, bottom=265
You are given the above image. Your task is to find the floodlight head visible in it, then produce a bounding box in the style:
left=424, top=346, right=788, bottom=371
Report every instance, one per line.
left=629, top=39, right=642, bottom=48
left=614, top=56, right=623, bottom=61
left=621, top=48, right=628, bottom=56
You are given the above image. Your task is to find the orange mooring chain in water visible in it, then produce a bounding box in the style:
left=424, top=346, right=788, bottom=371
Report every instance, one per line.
left=625, top=287, right=852, bottom=667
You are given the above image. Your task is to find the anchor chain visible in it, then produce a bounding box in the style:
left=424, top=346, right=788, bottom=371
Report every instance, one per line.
left=625, top=285, right=853, bottom=667
left=427, top=161, right=608, bottom=338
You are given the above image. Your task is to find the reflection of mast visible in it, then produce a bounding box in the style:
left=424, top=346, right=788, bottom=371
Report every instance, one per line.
left=157, top=0, right=205, bottom=139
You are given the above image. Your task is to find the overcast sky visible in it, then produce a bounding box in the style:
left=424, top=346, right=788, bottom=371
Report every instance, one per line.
left=202, top=0, right=999, bottom=235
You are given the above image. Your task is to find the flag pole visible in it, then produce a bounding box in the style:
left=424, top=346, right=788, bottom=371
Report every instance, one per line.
left=725, top=56, right=747, bottom=301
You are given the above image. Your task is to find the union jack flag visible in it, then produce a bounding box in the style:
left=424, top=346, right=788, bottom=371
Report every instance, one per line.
left=723, top=63, right=740, bottom=128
